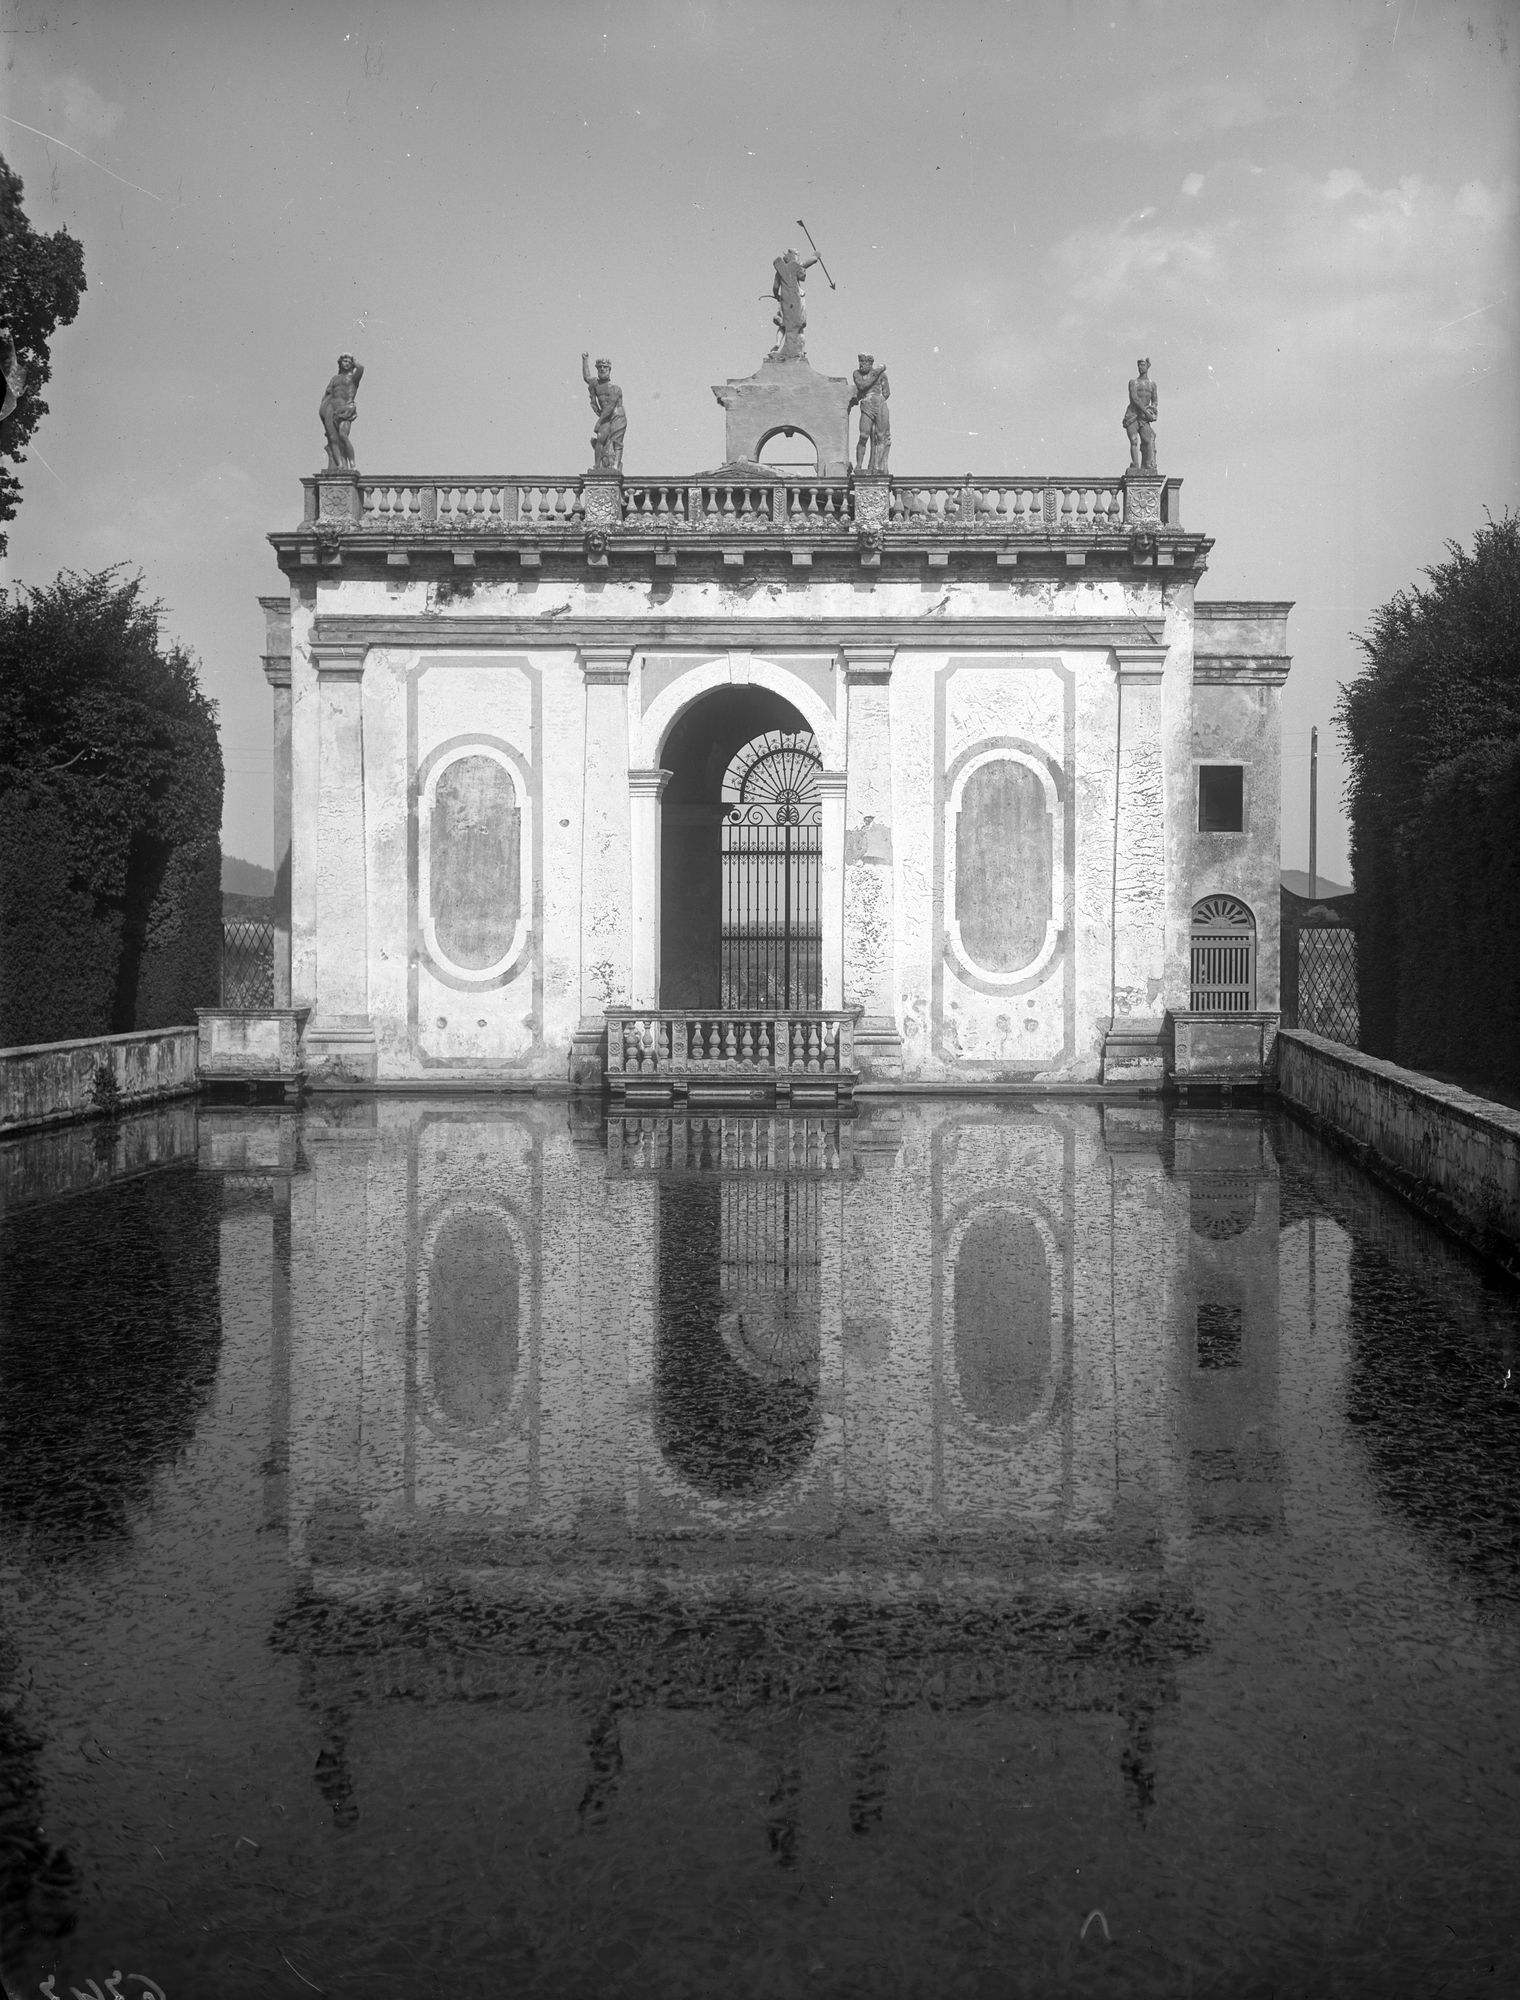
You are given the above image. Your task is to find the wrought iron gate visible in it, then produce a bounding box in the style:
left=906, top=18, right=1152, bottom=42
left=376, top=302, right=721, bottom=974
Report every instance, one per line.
left=1280, top=885, right=1359, bottom=1045
left=720, top=730, right=822, bottom=1010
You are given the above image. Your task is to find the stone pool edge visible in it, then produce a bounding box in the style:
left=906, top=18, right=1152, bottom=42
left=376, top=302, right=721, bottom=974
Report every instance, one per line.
left=1276, top=1027, right=1520, bottom=1279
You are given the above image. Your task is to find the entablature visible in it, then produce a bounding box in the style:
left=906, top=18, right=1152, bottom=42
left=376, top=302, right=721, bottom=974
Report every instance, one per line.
left=304, top=613, right=1171, bottom=657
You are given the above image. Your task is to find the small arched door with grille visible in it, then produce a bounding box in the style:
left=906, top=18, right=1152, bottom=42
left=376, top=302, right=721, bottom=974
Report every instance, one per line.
left=1190, top=895, right=1256, bottom=1011
left=721, top=730, right=822, bottom=1009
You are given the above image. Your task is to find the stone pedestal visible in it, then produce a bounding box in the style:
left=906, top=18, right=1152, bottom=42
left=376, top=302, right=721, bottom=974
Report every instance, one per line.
left=582, top=470, right=621, bottom=564
left=710, top=358, right=852, bottom=476
left=1122, top=471, right=1165, bottom=529
left=315, top=473, right=360, bottom=525
left=197, top=1007, right=309, bottom=1081
left=843, top=648, right=903, bottom=1080
left=853, top=476, right=890, bottom=566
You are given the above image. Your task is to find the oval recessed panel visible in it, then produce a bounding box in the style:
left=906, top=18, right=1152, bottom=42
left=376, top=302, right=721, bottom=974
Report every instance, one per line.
left=430, top=755, right=521, bottom=971
left=955, top=759, right=1051, bottom=974
left=953, top=1210, right=1051, bottom=1425
left=428, top=1210, right=520, bottom=1427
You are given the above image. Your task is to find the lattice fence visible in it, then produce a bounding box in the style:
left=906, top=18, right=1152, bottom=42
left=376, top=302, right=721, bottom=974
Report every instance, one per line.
left=221, top=919, right=274, bottom=1008
left=1297, top=927, right=1360, bottom=1046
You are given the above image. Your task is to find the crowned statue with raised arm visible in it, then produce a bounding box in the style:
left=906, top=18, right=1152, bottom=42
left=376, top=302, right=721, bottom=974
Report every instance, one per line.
left=581, top=352, right=627, bottom=471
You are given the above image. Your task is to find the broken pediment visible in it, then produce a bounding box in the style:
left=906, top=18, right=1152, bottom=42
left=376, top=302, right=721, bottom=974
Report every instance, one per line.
left=711, top=357, right=853, bottom=479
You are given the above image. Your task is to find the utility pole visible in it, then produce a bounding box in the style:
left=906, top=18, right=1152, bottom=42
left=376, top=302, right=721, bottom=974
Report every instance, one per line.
left=1309, top=726, right=1319, bottom=901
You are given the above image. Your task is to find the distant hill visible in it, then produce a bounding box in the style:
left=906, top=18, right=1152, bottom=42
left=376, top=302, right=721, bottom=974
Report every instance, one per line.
left=222, top=855, right=274, bottom=897
left=1281, top=869, right=1352, bottom=900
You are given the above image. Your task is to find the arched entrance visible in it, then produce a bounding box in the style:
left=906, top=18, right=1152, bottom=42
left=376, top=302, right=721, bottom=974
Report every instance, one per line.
left=658, top=686, right=818, bottom=1010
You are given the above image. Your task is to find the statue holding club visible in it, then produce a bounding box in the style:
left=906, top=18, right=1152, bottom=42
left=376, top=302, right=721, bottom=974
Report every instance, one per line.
left=767, top=220, right=835, bottom=363
left=581, top=352, right=627, bottom=471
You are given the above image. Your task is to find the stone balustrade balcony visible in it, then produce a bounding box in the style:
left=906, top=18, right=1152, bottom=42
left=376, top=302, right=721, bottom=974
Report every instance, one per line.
left=605, top=1008, right=859, bottom=1109
left=274, top=466, right=1205, bottom=574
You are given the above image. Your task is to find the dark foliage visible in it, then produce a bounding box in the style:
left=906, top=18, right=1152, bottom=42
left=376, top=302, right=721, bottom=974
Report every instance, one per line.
left=1336, top=515, right=1520, bottom=1070
left=1395, top=740, right=1520, bottom=1084
left=0, top=1165, right=223, bottom=1564
left=0, top=153, right=87, bottom=557
left=0, top=568, right=223, bottom=1043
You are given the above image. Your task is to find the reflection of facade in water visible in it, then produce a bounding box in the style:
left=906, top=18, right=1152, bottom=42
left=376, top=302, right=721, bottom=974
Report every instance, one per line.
left=263, top=1095, right=1287, bottom=1839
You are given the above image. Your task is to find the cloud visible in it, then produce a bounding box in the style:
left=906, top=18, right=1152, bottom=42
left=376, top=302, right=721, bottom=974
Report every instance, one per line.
left=40, top=70, right=124, bottom=143
left=1051, top=210, right=1221, bottom=312
left=1182, top=173, right=1206, bottom=198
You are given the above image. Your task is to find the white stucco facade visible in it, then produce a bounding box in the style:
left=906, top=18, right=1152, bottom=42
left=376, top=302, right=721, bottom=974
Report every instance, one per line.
left=259, top=465, right=1290, bottom=1091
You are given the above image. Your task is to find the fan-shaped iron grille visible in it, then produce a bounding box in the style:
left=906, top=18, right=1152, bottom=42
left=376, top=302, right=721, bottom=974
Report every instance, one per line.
left=720, top=731, right=823, bottom=1009
left=1190, top=895, right=1256, bottom=1011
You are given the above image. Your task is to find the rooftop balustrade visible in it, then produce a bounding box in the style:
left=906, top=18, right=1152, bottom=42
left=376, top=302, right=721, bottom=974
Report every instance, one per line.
left=277, top=465, right=1201, bottom=572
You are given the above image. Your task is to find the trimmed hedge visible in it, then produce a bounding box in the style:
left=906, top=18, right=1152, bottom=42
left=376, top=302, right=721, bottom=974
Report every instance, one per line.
left=1338, top=516, right=1520, bottom=1075
left=0, top=569, right=223, bottom=1046
left=1394, top=740, right=1520, bottom=1088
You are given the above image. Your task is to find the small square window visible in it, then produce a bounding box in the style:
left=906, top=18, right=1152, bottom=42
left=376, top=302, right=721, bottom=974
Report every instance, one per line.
left=1198, top=765, right=1244, bottom=833
left=1196, top=1301, right=1243, bottom=1369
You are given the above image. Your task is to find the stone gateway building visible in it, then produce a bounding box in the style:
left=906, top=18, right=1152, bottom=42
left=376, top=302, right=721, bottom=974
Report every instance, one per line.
left=249, top=335, right=1290, bottom=1101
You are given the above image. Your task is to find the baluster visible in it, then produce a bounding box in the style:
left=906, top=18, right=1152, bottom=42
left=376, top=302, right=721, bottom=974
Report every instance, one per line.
left=723, top=1021, right=737, bottom=1061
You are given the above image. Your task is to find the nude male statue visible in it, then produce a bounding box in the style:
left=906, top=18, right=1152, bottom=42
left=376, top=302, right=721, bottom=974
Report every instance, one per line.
left=850, top=354, right=891, bottom=473
left=319, top=354, right=363, bottom=472
left=1124, top=357, right=1158, bottom=473
left=770, top=248, right=818, bottom=361
left=581, top=353, right=627, bottom=471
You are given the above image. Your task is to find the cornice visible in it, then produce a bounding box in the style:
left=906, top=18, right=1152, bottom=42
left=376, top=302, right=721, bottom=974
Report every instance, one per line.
left=309, top=614, right=1167, bottom=655
left=1193, top=654, right=1292, bottom=686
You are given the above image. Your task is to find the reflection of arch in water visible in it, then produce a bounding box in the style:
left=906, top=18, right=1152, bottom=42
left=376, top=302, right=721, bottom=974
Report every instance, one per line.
left=942, top=1200, right=1063, bottom=1436
left=654, top=1179, right=821, bottom=1501
left=1188, top=1176, right=1259, bottom=1241
left=417, top=1197, right=528, bottom=1443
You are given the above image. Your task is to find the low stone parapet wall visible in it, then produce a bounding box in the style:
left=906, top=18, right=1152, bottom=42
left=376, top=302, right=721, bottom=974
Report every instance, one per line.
left=0, top=1025, right=200, bottom=1135
left=1276, top=1029, right=1520, bottom=1273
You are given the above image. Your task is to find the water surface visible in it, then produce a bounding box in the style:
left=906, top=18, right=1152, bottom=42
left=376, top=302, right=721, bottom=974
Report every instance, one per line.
left=2, top=1095, right=1518, bottom=1998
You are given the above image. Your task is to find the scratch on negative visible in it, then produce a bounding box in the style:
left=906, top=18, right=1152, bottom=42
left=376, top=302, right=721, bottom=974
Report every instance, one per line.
left=0, top=115, right=163, bottom=201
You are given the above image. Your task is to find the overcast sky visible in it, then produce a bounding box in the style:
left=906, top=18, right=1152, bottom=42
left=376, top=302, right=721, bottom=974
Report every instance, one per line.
left=3, top=0, right=1516, bottom=880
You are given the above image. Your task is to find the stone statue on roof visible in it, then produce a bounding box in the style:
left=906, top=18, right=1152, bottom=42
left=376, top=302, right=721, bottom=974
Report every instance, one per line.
left=582, top=353, right=627, bottom=471
left=769, top=248, right=818, bottom=362
left=850, top=355, right=891, bottom=473
left=319, top=354, right=363, bottom=472
left=1124, top=357, right=1158, bottom=474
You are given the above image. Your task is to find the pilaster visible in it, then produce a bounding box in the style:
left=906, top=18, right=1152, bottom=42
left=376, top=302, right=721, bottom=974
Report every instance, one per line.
left=260, top=594, right=293, bottom=1008
left=304, top=641, right=377, bottom=1085
left=818, top=769, right=847, bottom=1013
left=1103, top=642, right=1169, bottom=1086
left=628, top=767, right=673, bottom=1008
left=842, top=648, right=902, bottom=1079
left=574, top=648, right=634, bottom=1090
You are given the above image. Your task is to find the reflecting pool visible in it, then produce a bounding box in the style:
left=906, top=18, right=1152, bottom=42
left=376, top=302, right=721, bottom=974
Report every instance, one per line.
left=2, top=1096, right=1518, bottom=1998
